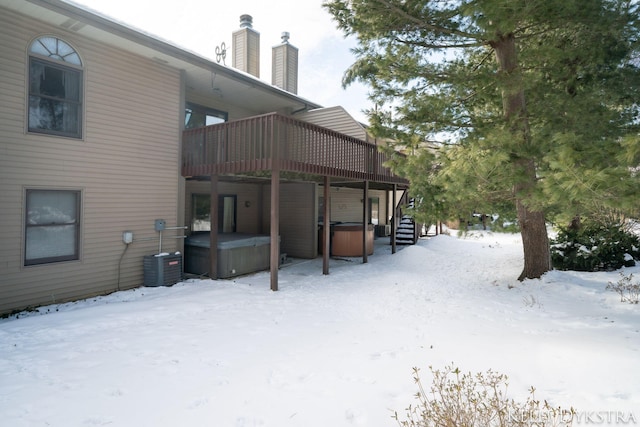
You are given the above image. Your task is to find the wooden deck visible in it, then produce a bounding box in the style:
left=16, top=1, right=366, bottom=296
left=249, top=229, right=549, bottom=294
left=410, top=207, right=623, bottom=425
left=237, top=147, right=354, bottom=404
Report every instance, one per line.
left=182, top=112, right=408, bottom=185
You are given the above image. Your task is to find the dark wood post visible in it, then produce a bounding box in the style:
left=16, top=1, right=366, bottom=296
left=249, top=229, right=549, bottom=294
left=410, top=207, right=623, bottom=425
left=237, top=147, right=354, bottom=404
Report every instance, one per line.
left=323, top=176, right=331, bottom=275
left=270, top=119, right=280, bottom=291
left=391, top=184, right=397, bottom=254
left=209, top=174, right=219, bottom=279
left=362, top=180, right=369, bottom=264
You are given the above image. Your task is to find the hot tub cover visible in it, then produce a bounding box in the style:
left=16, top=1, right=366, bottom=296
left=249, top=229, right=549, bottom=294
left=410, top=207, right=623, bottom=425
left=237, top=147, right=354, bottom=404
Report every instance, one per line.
left=185, top=233, right=272, bottom=250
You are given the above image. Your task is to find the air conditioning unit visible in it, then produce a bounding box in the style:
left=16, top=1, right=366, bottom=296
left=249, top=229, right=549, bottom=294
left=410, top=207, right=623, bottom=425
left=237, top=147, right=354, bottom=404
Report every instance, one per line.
left=143, top=253, right=183, bottom=287
left=375, top=224, right=391, bottom=237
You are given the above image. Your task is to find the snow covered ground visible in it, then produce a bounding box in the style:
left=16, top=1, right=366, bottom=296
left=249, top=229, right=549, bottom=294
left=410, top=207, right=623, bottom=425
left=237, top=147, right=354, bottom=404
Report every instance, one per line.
left=1, top=230, right=639, bottom=426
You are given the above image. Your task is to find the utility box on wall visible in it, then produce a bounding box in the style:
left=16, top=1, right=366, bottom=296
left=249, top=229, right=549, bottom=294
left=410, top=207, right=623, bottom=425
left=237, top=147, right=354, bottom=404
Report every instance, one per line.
left=143, top=253, right=182, bottom=287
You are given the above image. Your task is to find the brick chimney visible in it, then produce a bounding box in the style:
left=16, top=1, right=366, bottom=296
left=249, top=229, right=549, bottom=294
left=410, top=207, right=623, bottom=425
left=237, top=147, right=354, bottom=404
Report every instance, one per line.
left=232, top=14, right=260, bottom=78
left=272, top=32, right=298, bottom=94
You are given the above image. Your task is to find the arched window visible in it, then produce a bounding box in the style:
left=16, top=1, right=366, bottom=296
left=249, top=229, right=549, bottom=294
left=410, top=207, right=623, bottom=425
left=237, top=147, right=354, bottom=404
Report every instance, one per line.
left=28, top=36, right=83, bottom=138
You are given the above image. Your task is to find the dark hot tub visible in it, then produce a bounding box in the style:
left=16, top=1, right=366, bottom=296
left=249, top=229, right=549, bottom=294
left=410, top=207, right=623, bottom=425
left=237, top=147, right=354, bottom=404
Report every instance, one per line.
left=184, top=232, right=276, bottom=279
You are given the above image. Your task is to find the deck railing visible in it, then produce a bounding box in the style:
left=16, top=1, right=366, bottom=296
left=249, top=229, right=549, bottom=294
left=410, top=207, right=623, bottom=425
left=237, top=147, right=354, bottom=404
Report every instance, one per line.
left=182, top=113, right=408, bottom=185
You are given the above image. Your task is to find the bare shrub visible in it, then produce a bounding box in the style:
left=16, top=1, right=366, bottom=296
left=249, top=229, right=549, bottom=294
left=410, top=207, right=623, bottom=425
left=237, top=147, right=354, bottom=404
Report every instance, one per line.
left=394, top=364, right=574, bottom=427
left=606, top=272, right=640, bottom=304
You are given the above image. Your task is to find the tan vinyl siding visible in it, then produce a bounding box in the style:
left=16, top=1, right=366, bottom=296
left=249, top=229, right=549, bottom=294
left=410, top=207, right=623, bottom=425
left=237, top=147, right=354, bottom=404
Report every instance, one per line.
left=320, top=187, right=389, bottom=224
left=272, top=43, right=298, bottom=94
left=272, top=47, right=285, bottom=86
left=286, top=48, right=298, bottom=93
left=246, top=30, right=260, bottom=78
left=297, top=106, right=367, bottom=140
left=279, top=182, right=317, bottom=259
left=0, top=8, right=182, bottom=315
left=232, top=27, right=260, bottom=78
left=262, top=182, right=318, bottom=259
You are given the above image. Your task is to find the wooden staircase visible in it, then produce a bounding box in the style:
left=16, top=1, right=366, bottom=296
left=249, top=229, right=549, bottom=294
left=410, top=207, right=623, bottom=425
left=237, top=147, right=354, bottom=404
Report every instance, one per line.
left=396, top=215, right=417, bottom=245
left=394, top=195, right=418, bottom=245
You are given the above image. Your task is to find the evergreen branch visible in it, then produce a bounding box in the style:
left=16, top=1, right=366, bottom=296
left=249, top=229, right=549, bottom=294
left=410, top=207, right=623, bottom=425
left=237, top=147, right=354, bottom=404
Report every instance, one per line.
left=372, top=0, right=483, bottom=42
left=394, top=36, right=484, bottom=50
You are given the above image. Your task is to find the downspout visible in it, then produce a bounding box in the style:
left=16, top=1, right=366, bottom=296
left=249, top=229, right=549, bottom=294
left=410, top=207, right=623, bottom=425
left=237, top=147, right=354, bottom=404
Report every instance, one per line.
left=177, top=70, right=186, bottom=255
left=291, top=103, right=309, bottom=115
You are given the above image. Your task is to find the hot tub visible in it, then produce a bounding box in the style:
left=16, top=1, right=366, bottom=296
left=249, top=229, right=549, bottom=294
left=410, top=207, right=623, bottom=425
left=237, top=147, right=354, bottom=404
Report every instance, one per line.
left=331, top=223, right=374, bottom=257
left=184, top=232, right=276, bottom=279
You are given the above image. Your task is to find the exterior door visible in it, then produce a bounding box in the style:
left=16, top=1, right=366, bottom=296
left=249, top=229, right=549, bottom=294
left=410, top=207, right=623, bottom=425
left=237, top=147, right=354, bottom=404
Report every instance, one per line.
left=369, top=197, right=379, bottom=225
left=191, top=194, right=236, bottom=233
left=218, top=195, right=236, bottom=233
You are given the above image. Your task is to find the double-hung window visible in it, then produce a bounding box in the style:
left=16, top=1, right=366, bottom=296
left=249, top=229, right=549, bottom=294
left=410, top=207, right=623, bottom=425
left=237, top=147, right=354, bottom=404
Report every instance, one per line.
left=28, top=36, right=83, bottom=138
left=25, top=189, right=81, bottom=266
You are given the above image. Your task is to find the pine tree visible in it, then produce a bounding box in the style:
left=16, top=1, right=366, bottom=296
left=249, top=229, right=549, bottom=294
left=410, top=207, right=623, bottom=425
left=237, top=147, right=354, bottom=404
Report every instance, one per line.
left=324, top=0, right=640, bottom=280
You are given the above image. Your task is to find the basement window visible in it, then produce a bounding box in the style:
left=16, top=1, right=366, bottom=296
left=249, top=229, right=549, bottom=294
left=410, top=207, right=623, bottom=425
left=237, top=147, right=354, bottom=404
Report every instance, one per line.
left=24, top=189, right=81, bottom=266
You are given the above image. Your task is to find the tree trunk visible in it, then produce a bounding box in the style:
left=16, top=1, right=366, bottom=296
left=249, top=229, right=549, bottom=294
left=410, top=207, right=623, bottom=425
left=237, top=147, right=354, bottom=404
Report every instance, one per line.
left=514, top=159, right=551, bottom=281
left=492, top=33, right=551, bottom=281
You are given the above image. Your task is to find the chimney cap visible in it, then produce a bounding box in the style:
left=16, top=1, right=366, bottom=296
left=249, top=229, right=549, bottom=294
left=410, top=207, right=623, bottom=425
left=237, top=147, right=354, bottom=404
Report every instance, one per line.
left=239, top=14, right=253, bottom=28
left=281, top=32, right=290, bottom=44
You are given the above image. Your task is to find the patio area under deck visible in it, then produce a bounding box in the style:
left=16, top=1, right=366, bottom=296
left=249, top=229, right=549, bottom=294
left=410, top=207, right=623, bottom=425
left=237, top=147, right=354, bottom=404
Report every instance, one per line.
left=182, top=113, right=410, bottom=291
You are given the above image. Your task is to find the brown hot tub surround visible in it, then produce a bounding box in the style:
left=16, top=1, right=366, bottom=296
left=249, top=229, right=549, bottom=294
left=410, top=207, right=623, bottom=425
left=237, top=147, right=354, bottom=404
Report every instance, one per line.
left=320, top=223, right=374, bottom=257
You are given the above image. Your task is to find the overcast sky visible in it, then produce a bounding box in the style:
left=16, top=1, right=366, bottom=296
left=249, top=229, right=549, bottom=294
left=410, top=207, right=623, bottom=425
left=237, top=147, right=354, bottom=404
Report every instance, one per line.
left=71, top=0, right=371, bottom=123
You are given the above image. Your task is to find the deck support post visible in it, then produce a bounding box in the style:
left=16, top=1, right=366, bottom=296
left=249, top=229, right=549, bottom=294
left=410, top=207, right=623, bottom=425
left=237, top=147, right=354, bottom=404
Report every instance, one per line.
left=270, top=169, right=280, bottom=291
left=323, top=176, right=331, bottom=275
left=362, top=180, right=369, bottom=264
left=391, top=184, right=397, bottom=254
left=270, top=130, right=280, bottom=291
left=209, top=174, right=219, bottom=279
